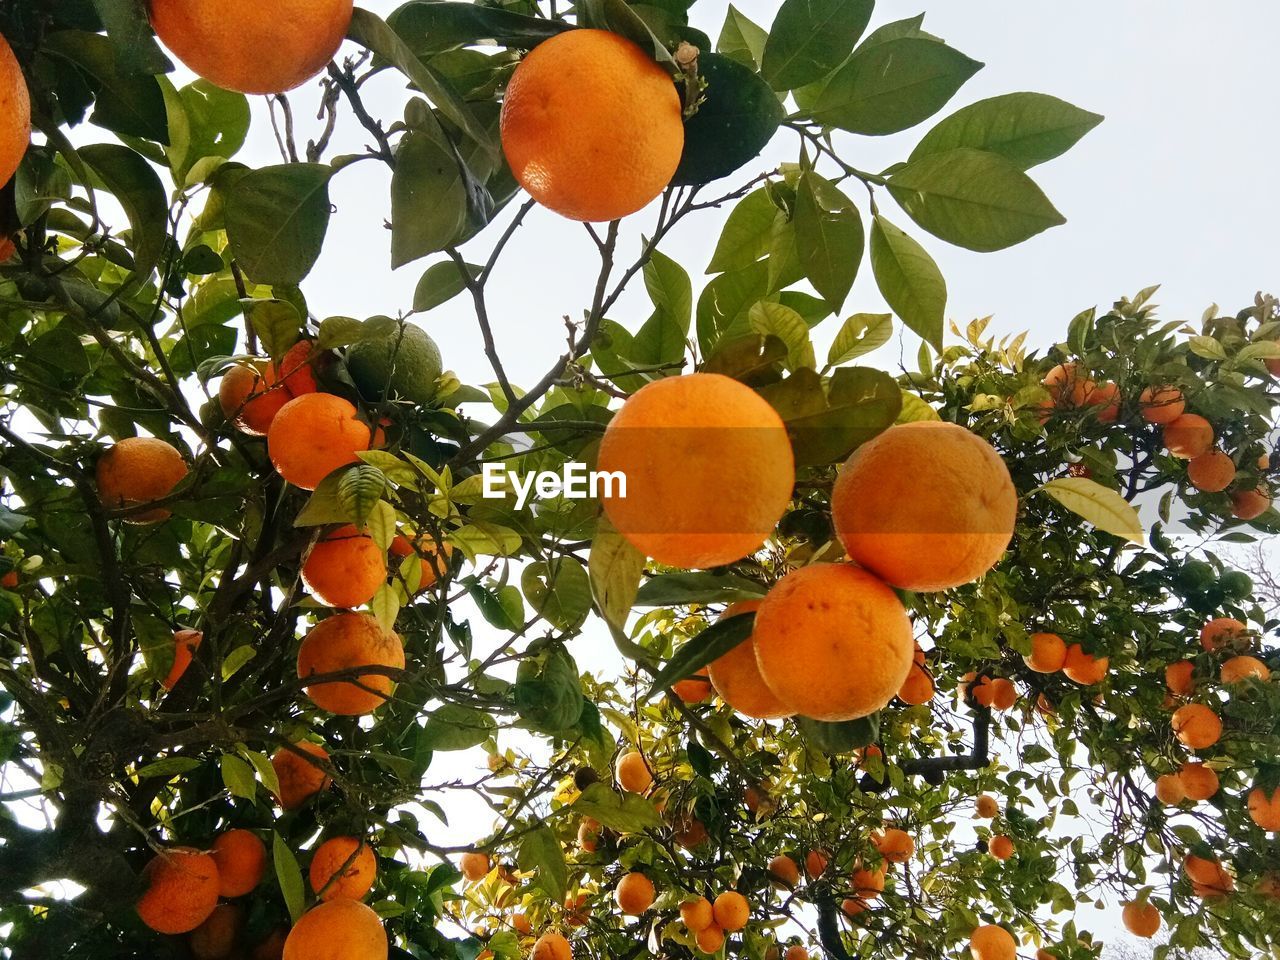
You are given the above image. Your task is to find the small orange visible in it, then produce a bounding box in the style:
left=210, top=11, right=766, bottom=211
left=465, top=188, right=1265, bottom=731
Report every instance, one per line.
left=267, top=393, right=373, bottom=490
left=389, top=532, right=454, bottom=592
left=309, top=836, right=377, bottom=901
left=672, top=676, right=713, bottom=703
left=219, top=362, right=292, bottom=436
left=511, top=914, right=532, bottom=936
left=1171, top=703, right=1222, bottom=749
left=1184, top=854, right=1233, bottom=896
left=1248, top=785, right=1280, bottom=831
left=270, top=741, right=332, bottom=809
left=1062, top=644, right=1108, bottom=685
left=296, top=612, right=405, bottom=715
left=873, top=828, right=914, bottom=863
left=460, top=851, right=491, bottom=882
left=805, top=849, right=829, bottom=879
left=1154, top=774, right=1185, bottom=806
left=277, top=339, right=321, bottom=397
left=1085, top=381, right=1121, bottom=421
left=1230, top=486, right=1272, bottom=520
left=190, top=902, right=245, bottom=960
left=615, top=872, right=655, bottom=915
left=712, top=891, right=749, bottom=932
left=1200, top=617, right=1248, bottom=653
left=897, top=664, right=935, bottom=705
left=96, top=436, right=189, bottom=522
left=987, top=678, right=1017, bottom=711
left=162, top=629, right=204, bottom=690
left=533, top=933, right=572, bottom=960
left=211, top=828, right=267, bottom=897
left=1121, top=900, right=1160, bottom=938
left=1163, top=414, right=1214, bottom=459
left=969, top=924, right=1016, bottom=960
left=784, top=947, right=808, bottom=960
left=680, top=897, right=714, bottom=932
left=851, top=864, right=884, bottom=899
left=1139, top=385, right=1185, bottom=424
left=0, top=32, right=31, bottom=188
left=1165, top=660, right=1195, bottom=696
left=1220, top=655, right=1270, bottom=685
left=708, top=600, right=794, bottom=720
left=136, top=847, right=221, bottom=935
left=615, top=750, right=653, bottom=793
left=988, top=835, right=1015, bottom=861
left=695, top=924, right=725, bottom=954
left=1177, top=762, right=1218, bottom=801
left=1023, top=632, right=1067, bottom=673
left=281, top=899, right=386, bottom=960
left=840, top=897, right=868, bottom=917
left=975, top=795, right=999, bottom=818
left=302, top=524, right=387, bottom=608
left=1042, top=363, right=1089, bottom=407
left=1187, top=450, right=1236, bottom=493
left=767, top=854, right=800, bottom=886
left=577, top=818, right=600, bottom=852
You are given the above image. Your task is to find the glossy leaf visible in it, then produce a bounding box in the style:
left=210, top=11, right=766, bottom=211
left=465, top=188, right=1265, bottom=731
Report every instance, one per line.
left=79, top=143, right=168, bottom=283
left=716, top=4, right=769, bottom=70
left=793, top=172, right=863, bottom=311
left=761, top=0, right=874, bottom=91
left=225, top=164, right=333, bottom=285
left=870, top=215, right=946, bottom=349
left=391, top=131, right=469, bottom=268
left=1040, top=477, right=1144, bottom=544
left=827, top=313, right=893, bottom=366
left=673, top=52, right=784, bottom=187
left=911, top=92, right=1103, bottom=170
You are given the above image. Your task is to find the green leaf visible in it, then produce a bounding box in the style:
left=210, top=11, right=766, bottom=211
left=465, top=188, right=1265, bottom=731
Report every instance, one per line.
left=760, top=366, right=901, bottom=466
left=90, top=0, right=172, bottom=76
left=707, top=189, right=779, bottom=274
left=1187, top=336, right=1227, bottom=361
left=225, top=163, right=332, bottom=285
left=220, top=753, right=257, bottom=802
left=887, top=148, right=1066, bottom=252
left=317, top=316, right=365, bottom=350
left=761, top=0, right=873, bottom=91
left=244, top=299, right=302, bottom=361
left=243, top=749, right=281, bottom=798
left=135, top=756, right=202, bottom=779
left=391, top=130, right=469, bottom=269
left=571, top=783, right=663, bottom=833
left=589, top=516, right=645, bottom=629
left=696, top=260, right=771, bottom=355
left=449, top=522, right=524, bottom=559
left=78, top=143, right=168, bottom=283
left=294, top=473, right=352, bottom=527
left=827, top=313, right=892, bottom=366
left=647, top=612, right=754, bottom=696
left=470, top=583, right=525, bottom=631
left=370, top=582, right=401, bottom=631
left=701, top=333, right=789, bottom=386
left=221, top=645, right=257, bottom=680
left=717, top=4, right=768, bottom=70
left=514, top=648, right=585, bottom=733
left=578, top=0, right=674, bottom=66
left=896, top=393, right=940, bottom=423
left=793, top=172, right=863, bottom=312
left=795, top=714, right=878, bottom=753
left=336, top=465, right=388, bottom=530
left=1039, top=477, right=1144, bottom=544
left=748, top=302, right=815, bottom=371
left=42, top=31, right=169, bottom=142
left=272, top=832, right=307, bottom=924
left=630, top=250, right=692, bottom=365
left=387, top=1, right=571, bottom=55
left=910, top=92, right=1103, bottom=170
left=421, top=704, right=497, bottom=751
left=518, top=827, right=569, bottom=903
left=168, top=80, right=251, bottom=182
left=522, top=559, right=592, bottom=631
left=414, top=260, right=482, bottom=312
left=869, top=215, right=946, bottom=349
left=811, top=36, right=982, bottom=136
left=634, top=571, right=766, bottom=606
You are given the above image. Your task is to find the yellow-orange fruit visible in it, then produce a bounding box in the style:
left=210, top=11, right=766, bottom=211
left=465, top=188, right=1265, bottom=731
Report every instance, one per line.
left=897, top=664, right=935, bottom=705
left=695, top=924, right=725, bottom=954
left=680, top=897, right=714, bottom=932
left=577, top=818, right=600, bottom=852
left=220, top=362, right=292, bottom=436
left=988, top=678, right=1017, bottom=711
left=270, top=741, right=332, bottom=809
left=1231, top=486, right=1272, bottom=520
left=832, top=422, right=1017, bottom=592
left=460, top=852, right=491, bottom=882
left=282, top=899, right=387, bottom=960
left=277, top=339, right=320, bottom=397
left=1184, top=855, right=1233, bottom=896
left=708, top=600, right=794, bottom=720
left=1248, top=785, right=1280, bottom=831
left=533, top=933, right=572, bottom=960
left=0, top=33, right=30, bottom=188
left=309, top=836, right=377, bottom=901
left=976, top=794, right=999, bottom=818
left=267, top=393, right=373, bottom=490
left=1220, top=655, right=1270, bottom=684
left=150, top=0, right=353, bottom=95
left=615, top=750, right=653, bottom=793
left=136, top=847, right=221, bottom=935
left=1178, top=762, right=1219, bottom=802
left=841, top=897, right=868, bottom=917
left=1187, top=450, right=1236, bottom=493
left=851, top=865, right=884, bottom=899
left=988, top=835, right=1015, bottom=861
left=873, top=828, right=914, bottom=863
left=1154, top=773, right=1185, bottom=806
left=767, top=855, right=800, bottom=886
left=297, top=612, right=405, bottom=715
left=302, top=524, right=387, bottom=608
left=1171, top=703, right=1222, bottom=749
left=1163, top=414, right=1214, bottom=459
left=1200, top=617, right=1248, bottom=653
left=672, top=676, right=713, bottom=703
left=969, top=924, right=1016, bottom=960
left=1042, top=363, right=1089, bottom=407
left=1121, top=900, right=1160, bottom=938
left=970, top=675, right=996, bottom=709
left=785, top=946, right=808, bottom=960
left=1086, top=381, right=1121, bottom=422
left=500, top=29, right=683, bottom=222
left=163, top=628, right=203, bottom=690
left=1023, top=632, right=1067, bottom=673
left=190, top=902, right=245, bottom=960
left=1140, top=385, right=1185, bottom=424
left=753, top=564, right=913, bottom=722
left=615, top=872, right=655, bottom=915
left=389, top=533, right=453, bottom=592
left=597, top=373, right=795, bottom=569
left=511, top=914, right=532, bottom=936
left=96, top=436, right=189, bottom=522
left=674, top=817, right=709, bottom=849
left=1165, top=660, right=1195, bottom=696
left=1062, top=644, right=1109, bottom=685
left=805, top=851, right=829, bottom=880
left=712, top=891, right=749, bottom=932
left=211, top=828, right=267, bottom=897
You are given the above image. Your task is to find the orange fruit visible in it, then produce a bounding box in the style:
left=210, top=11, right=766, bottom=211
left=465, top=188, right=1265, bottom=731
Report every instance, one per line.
left=297, top=612, right=405, bottom=715
left=136, top=847, right=221, bottom=934
left=615, top=872, right=655, bottom=915
left=219, top=362, right=291, bottom=436
left=841, top=897, right=868, bottom=917
left=970, top=675, right=996, bottom=709
left=680, top=897, right=714, bottom=932
left=1042, top=363, right=1089, bottom=407
left=1184, top=855, right=1233, bottom=896
left=1085, top=381, right=1121, bottom=422
left=1256, top=873, right=1280, bottom=901
left=0, top=235, right=13, bottom=262
left=1121, top=900, right=1159, bottom=938
left=753, top=564, right=913, bottom=722
left=672, top=676, right=713, bottom=703
left=1187, top=450, right=1236, bottom=492
left=975, top=795, right=998, bottom=818
left=851, top=865, right=884, bottom=899
left=597, top=373, right=795, bottom=569
left=163, top=628, right=203, bottom=690
left=211, top=828, right=267, bottom=897
left=1154, top=773, right=1186, bottom=806
left=282, top=899, right=386, bottom=960
left=695, top=924, right=725, bottom=954
left=460, top=851, right=491, bottom=881
left=96, top=436, right=188, bottom=522
left=271, top=741, right=332, bottom=809
left=1231, top=486, right=1272, bottom=520
left=0, top=569, right=16, bottom=589
left=1248, top=785, right=1280, bottom=831
left=785, top=947, right=808, bottom=960
left=987, top=678, right=1017, bottom=711
left=0, top=33, right=30, bottom=188
left=805, top=849, right=829, bottom=879
left=1165, top=660, right=1195, bottom=696
left=302, top=524, right=387, bottom=608
left=1200, top=617, right=1248, bottom=653
left=511, top=914, right=532, bottom=936
left=873, top=828, right=914, bottom=863
left=708, top=600, right=794, bottom=720
left=674, top=817, right=709, bottom=849
left=1178, top=762, right=1218, bottom=801
left=1163, top=414, right=1214, bottom=459
left=277, top=339, right=321, bottom=397
left=309, top=836, right=377, bottom=901
left=190, top=902, right=245, bottom=959
left=577, top=818, right=600, bottom=852
left=1171, top=703, right=1222, bottom=749
left=500, top=29, right=683, bottom=222
left=988, top=835, right=1015, bottom=861
left=969, top=924, right=1016, bottom=960
left=150, top=0, right=353, bottom=94
left=389, top=532, right=453, bottom=592
left=712, top=891, right=749, bottom=931
left=252, top=927, right=289, bottom=960
left=1221, top=655, right=1270, bottom=684
left=533, top=933, right=572, bottom=960
left=1140, top=385, right=1185, bottom=424
left=267, top=393, right=373, bottom=490
left=1023, top=632, right=1067, bottom=673
left=615, top=750, right=653, bottom=793
left=767, top=855, right=800, bottom=886
left=1062, top=644, right=1108, bottom=685
left=831, top=422, right=1017, bottom=592
left=897, top=664, right=935, bottom=705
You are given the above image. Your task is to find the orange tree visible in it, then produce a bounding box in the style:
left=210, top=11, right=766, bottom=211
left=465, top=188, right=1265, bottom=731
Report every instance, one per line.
left=0, top=1, right=1278, bottom=958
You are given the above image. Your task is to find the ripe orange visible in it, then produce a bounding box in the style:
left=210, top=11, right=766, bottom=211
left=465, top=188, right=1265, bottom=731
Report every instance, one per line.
left=0, top=33, right=30, bottom=188
left=680, top=897, right=714, bottom=931
left=674, top=816, right=709, bottom=849
left=1165, top=660, right=1195, bottom=696
left=708, top=600, right=794, bottom=720
left=988, top=835, right=1015, bottom=861
left=987, top=678, right=1017, bottom=711
left=267, top=393, right=373, bottom=490
left=712, top=891, right=749, bottom=931
left=597, top=373, right=795, bottom=569
left=851, top=865, right=884, bottom=899
left=310, top=836, right=377, bottom=901
left=390, top=533, right=453, bottom=592
left=1163, top=414, right=1213, bottom=459
left=190, top=902, right=245, bottom=960
left=460, top=851, right=491, bottom=881
left=1086, top=381, right=1121, bottom=422
left=805, top=849, right=828, bottom=879
left=577, top=818, right=600, bottom=852
left=1171, top=703, right=1222, bottom=749
left=1121, top=900, right=1159, bottom=938
left=1220, top=655, right=1270, bottom=684
left=1042, top=363, right=1089, bottom=407
left=297, top=612, right=405, bottom=715
left=615, top=750, right=653, bottom=793
left=302, top=524, right=387, bottom=608
left=873, top=828, right=914, bottom=863
left=500, top=29, right=683, bottom=222
left=785, top=946, right=808, bottom=960
left=511, top=914, right=532, bottom=936
left=163, top=628, right=203, bottom=690
left=753, top=564, right=913, bottom=722
left=1230, top=486, right=1272, bottom=520
left=271, top=741, right=332, bottom=809
left=976, top=795, right=999, bottom=818
left=831, top=421, right=1017, bottom=592
left=1154, top=774, right=1185, bottom=806
left=672, top=676, right=713, bottom=703
left=1177, top=762, right=1218, bottom=802
left=150, top=0, right=353, bottom=94
left=211, top=828, right=267, bottom=897
left=969, top=675, right=996, bottom=709
left=220, top=362, right=292, bottom=436
left=768, top=854, right=800, bottom=886
left=695, top=924, right=725, bottom=954
left=1184, top=854, right=1233, bottom=896
left=897, top=664, right=935, bottom=705
left=1023, top=632, right=1067, bottom=673
left=282, top=899, right=386, bottom=960
left=1248, top=785, right=1280, bottom=831
left=1139, top=385, right=1184, bottom=424
left=136, top=847, right=221, bottom=934
left=533, top=932, right=572, bottom=960
left=96, top=436, right=189, bottom=522
left=969, top=924, right=1016, bottom=960
left=1062, top=644, right=1108, bottom=685
left=277, top=339, right=321, bottom=397
left=1187, top=450, right=1236, bottom=493
left=1200, top=617, right=1248, bottom=653
left=841, top=897, right=868, bottom=917
left=615, top=872, right=655, bottom=915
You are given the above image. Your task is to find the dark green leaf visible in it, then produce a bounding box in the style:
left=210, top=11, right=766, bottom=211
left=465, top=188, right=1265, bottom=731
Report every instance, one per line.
left=522, top=559, right=592, bottom=631
left=225, top=163, right=332, bottom=284
left=795, top=714, right=878, bottom=753
left=700, top=332, right=788, bottom=386
left=869, top=215, right=945, bottom=349
left=578, top=0, right=675, bottom=65
left=421, top=704, right=497, bottom=752
left=42, top=32, right=169, bottom=142
left=760, top=366, right=901, bottom=466
left=387, top=1, right=572, bottom=55
left=414, top=260, right=482, bottom=312
left=673, top=52, right=784, bottom=186
left=761, top=0, right=873, bottom=90
left=79, top=143, right=168, bottom=283
left=635, top=571, right=766, bottom=606
left=514, top=649, right=585, bottom=734
left=518, top=827, right=569, bottom=903
left=910, top=92, right=1103, bottom=170
left=391, top=130, right=469, bottom=268
left=647, top=612, right=754, bottom=696
left=90, top=0, right=172, bottom=76
left=793, top=172, right=862, bottom=311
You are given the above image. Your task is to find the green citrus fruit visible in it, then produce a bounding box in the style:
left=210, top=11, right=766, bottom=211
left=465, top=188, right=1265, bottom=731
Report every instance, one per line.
left=346, top=320, right=442, bottom=406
